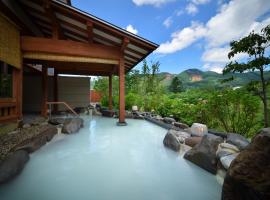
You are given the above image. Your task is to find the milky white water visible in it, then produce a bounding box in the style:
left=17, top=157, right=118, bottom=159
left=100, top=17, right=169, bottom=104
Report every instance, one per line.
left=0, top=116, right=221, bottom=200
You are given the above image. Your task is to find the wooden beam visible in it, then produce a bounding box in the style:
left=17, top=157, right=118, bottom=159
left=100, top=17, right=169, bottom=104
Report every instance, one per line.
left=43, top=0, right=63, bottom=39
left=87, top=21, right=93, bottom=43
left=121, top=37, right=129, bottom=52
left=51, top=2, right=157, bottom=50
left=21, top=36, right=121, bottom=61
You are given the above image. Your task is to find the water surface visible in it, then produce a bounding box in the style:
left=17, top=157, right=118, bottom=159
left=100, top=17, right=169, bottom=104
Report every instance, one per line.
left=0, top=117, right=221, bottom=200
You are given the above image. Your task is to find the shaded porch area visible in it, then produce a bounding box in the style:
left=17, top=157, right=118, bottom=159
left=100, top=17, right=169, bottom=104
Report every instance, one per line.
left=0, top=0, right=158, bottom=124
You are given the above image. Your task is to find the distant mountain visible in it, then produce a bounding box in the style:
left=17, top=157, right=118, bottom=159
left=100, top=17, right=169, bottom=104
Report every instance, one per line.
left=159, top=69, right=270, bottom=90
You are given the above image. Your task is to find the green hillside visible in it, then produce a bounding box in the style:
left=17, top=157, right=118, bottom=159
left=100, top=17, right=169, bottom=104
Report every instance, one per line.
left=160, top=69, right=270, bottom=90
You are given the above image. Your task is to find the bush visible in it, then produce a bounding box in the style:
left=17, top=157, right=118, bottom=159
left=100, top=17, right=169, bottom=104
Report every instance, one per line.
left=206, top=89, right=261, bottom=137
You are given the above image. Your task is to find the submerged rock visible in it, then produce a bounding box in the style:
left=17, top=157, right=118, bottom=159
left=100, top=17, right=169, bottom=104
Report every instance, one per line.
left=184, top=134, right=223, bottom=174
left=222, top=128, right=270, bottom=200
left=0, top=150, right=29, bottom=184
left=62, top=118, right=84, bottom=134
left=226, top=133, right=250, bottom=150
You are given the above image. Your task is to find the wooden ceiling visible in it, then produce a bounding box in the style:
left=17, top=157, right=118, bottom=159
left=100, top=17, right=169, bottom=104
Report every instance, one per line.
left=16, top=0, right=158, bottom=75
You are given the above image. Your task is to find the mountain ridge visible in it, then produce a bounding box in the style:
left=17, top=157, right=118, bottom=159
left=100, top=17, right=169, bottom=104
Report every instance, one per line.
left=159, top=69, right=270, bottom=89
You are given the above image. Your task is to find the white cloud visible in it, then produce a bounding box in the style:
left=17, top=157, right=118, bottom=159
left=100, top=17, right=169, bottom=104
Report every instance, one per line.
left=202, top=47, right=231, bottom=63
left=156, top=0, right=270, bottom=71
left=163, top=17, right=173, bottom=28
left=203, top=63, right=224, bottom=74
left=191, top=0, right=211, bottom=5
left=206, top=0, right=270, bottom=47
left=202, top=46, right=248, bottom=63
left=126, top=24, right=138, bottom=34
left=156, top=22, right=206, bottom=54
left=186, top=3, right=198, bottom=15
left=176, top=9, right=184, bottom=16
left=132, top=0, right=175, bottom=7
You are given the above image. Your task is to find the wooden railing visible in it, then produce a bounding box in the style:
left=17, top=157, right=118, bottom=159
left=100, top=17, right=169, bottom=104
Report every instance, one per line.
left=0, top=100, right=17, bottom=122
left=46, top=102, right=79, bottom=119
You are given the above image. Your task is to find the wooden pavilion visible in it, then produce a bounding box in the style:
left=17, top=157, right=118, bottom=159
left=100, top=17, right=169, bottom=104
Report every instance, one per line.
left=0, top=0, right=158, bottom=125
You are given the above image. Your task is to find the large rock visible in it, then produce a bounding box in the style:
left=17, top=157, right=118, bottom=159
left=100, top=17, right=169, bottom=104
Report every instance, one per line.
left=220, top=153, right=239, bottom=170
left=222, top=128, right=270, bottom=200
left=15, top=126, right=58, bottom=153
left=163, top=117, right=176, bottom=124
left=173, top=122, right=189, bottom=129
left=216, top=143, right=240, bottom=159
left=49, top=118, right=65, bottom=125
left=190, top=123, right=208, bottom=137
left=0, top=150, right=29, bottom=184
left=62, top=118, right=84, bottom=134
left=185, top=136, right=202, bottom=147
left=184, top=134, right=223, bottom=174
left=226, top=133, right=250, bottom=150
left=101, top=109, right=115, bottom=117
left=163, top=130, right=180, bottom=151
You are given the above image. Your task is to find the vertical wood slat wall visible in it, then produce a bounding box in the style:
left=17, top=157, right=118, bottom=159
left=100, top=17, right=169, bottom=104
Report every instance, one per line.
left=0, top=13, right=22, bottom=123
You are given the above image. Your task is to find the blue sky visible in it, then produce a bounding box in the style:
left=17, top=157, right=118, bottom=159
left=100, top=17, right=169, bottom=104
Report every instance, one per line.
left=72, top=0, right=270, bottom=74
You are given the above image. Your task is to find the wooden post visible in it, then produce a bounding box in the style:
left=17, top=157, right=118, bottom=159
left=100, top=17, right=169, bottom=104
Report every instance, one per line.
left=17, top=65, right=23, bottom=119
left=117, top=57, right=126, bottom=125
left=53, top=70, right=58, bottom=112
left=109, top=74, right=113, bottom=110
left=41, top=66, right=48, bottom=117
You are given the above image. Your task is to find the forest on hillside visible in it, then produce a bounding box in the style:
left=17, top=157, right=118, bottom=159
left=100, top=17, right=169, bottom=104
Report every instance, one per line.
left=94, top=25, right=270, bottom=138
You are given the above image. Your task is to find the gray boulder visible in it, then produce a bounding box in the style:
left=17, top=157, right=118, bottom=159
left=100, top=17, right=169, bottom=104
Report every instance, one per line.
left=190, top=123, right=208, bottom=137
left=163, top=117, right=176, bottom=124
left=220, top=153, right=239, bottom=170
left=163, top=131, right=180, bottom=151
left=184, top=134, right=223, bottom=174
left=222, top=128, right=270, bottom=200
left=173, top=122, right=189, bottom=129
left=62, top=118, right=84, bottom=134
left=216, top=143, right=240, bottom=159
left=185, top=136, right=202, bottom=147
left=0, top=150, right=29, bottom=184
left=226, top=133, right=250, bottom=150
left=49, top=118, right=65, bottom=125
left=15, top=126, right=57, bottom=153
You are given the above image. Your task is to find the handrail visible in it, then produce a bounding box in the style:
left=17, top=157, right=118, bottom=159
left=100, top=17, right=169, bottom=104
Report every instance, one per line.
left=46, top=101, right=79, bottom=118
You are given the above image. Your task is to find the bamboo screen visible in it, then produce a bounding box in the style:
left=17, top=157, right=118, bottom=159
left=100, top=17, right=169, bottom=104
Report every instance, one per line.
left=0, top=13, right=21, bottom=69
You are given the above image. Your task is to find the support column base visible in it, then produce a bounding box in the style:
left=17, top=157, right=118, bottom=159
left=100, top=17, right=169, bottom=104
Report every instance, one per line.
left=117, top=121, right=127, bottom=126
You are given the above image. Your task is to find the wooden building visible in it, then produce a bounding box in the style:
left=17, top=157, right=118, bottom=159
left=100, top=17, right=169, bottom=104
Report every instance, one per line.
left=0, top=0, right=158, bottom=125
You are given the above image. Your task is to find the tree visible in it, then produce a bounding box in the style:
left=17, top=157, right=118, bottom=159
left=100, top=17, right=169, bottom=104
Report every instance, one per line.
left=223, top=24, right=270, bottom=127
left=169, top=76, right=183, bottom=93
left=140, top=60, right=163, bottom=111
left=207, top=89, right=260, bottom=137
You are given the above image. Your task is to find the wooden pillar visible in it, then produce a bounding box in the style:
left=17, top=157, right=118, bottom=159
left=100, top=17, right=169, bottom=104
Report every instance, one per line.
left=53, top=70, right=58, bottom=112
left=17, top=66, right=23, bottom=119
left=117, top=57, right=126, bottom=125
left=109, top=74, right=113, bottom=110
left=41, top=66, right=48, bottom=117
left=11, top=63, right=23, bottom=120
